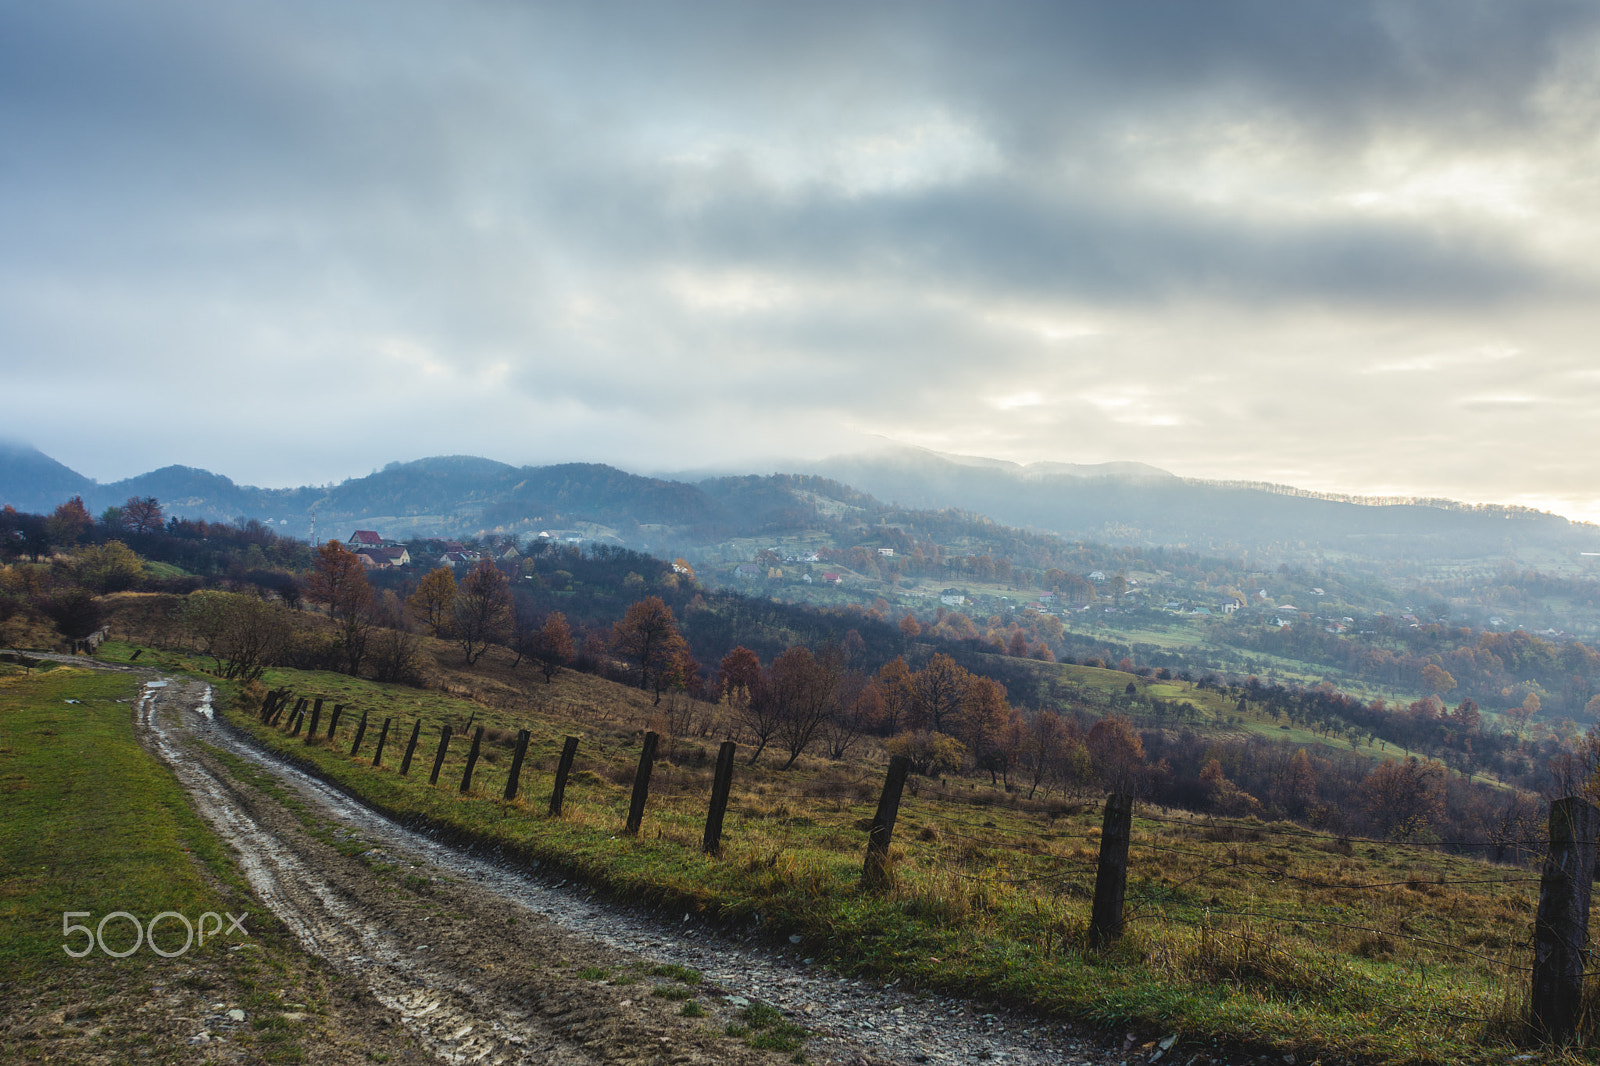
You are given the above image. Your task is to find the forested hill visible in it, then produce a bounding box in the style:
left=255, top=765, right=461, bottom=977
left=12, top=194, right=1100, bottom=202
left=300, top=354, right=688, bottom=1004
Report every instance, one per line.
left=0, top=445, right=882, bottom=545
left=5, top=441, right=1599, bottom=569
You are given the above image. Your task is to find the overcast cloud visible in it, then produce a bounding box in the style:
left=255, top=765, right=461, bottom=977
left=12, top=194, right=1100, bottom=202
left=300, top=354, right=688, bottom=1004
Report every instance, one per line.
left=5, top=1, right=1600, bottom=519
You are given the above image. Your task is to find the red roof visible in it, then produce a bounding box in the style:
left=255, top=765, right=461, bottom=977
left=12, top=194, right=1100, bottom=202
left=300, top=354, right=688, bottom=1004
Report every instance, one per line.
left=350, top=530, right=383, bottom=545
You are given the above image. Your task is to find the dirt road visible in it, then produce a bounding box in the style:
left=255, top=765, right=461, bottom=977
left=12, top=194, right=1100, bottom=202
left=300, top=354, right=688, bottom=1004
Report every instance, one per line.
left=131, top=676, right=1134, bottom=1065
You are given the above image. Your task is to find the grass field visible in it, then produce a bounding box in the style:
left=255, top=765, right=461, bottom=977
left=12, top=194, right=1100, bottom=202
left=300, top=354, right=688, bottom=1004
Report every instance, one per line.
left=0, top=663, right=371, bottom=1063
left=0, top=666, right=239, bottom=972
left=105, top=638, right=1584, bottom=1065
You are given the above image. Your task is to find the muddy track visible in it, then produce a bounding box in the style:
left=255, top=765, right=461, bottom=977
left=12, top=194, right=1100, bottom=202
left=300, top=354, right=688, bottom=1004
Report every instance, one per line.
left=134, top=675, right=1130, bottom=1066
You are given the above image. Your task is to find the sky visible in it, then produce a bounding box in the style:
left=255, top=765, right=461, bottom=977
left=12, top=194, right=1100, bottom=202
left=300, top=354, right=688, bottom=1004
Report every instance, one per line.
left=6, top=2, right=1600, bottom=519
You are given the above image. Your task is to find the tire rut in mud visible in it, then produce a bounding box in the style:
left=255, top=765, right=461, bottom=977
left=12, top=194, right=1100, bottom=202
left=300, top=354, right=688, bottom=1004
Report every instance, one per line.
left=135, top=677, right=806, bottom=1066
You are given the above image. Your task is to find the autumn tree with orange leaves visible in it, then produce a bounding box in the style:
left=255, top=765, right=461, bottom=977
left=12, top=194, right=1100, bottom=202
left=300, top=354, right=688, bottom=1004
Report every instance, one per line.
left=306, top=540, right=374, bottom=674
left=611, top=596, right=688, bottom=700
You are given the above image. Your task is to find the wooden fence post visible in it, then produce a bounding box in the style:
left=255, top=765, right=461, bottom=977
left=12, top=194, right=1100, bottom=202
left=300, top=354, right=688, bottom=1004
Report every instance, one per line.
left=349, top=711, right=369, bottom=757
left=304, top=700, right=322, bottom=744
left=503, top=729, right=531, bottom=802
left=1532, top=796, right=1599, bottom=1043
left=703, top=740, right=738, bottom=855
left=268, top=692, right=290, bottom=727
left=428, top=725, right=453, bottom=786
left=862, top=755, right=912, bottom=889
left=624, top=731, right=659, bottom=835
left=326, top=703, right=343, bottom=740
left=549, top=736, right=580, bottom=816
left=372, top=713, right=392, bottom=765
left=399, top=720, right=422, bottom=776
left=1089, top=792, right=1135, bottom=949
left=459, top=726, right=485, bottom=794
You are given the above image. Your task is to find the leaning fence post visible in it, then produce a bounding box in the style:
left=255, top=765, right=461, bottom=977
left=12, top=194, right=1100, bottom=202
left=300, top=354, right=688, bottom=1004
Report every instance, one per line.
left=503, top=729, right=531, bottom=801
left=703, top=740, right=738, bottom=855
left=624, top=731, right=660, bottom=835
left=349, top=711, right=369, bottom=757
left=460, top=726, right=485, bottom=794
left=304, top=700, right=323, bottom=744
left=1532, top=795, right=1599, bottom=1043
left=326, top=703, right=343, bottom=740
left=428, top=725, right=453, bottom=786
left=399, top=720, right=422, bottom=775
left=549, top=736, right=580, bottom=816
left=372, top=717, right=392, bottom=767
left=862, top=755, right=912, bottom=889
left=1089, top=792, right=1135, bottom=949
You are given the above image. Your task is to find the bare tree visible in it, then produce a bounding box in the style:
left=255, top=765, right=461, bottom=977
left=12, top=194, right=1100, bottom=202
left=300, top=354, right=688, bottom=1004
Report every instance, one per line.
left=184, top=590, right=290, bottom=682
left=453, top=560, right=512, bottom=665
left=771, top=646, right=843, bottom=770
left=121, top=496, right=164, bottom=535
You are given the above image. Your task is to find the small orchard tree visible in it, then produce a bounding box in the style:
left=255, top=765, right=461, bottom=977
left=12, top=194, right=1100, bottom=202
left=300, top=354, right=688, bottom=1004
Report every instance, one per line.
left=122, top=496, right=164, bottom=535
left=406, top=567, right=456, bottom=638
left=72, top=541, right=145, bottom=593
left=453, top=560, right=512, bottom=665
left=610, top=596, right=686, bottom=694
left=305, top=540, right=374, bottom=675
left=184, top=590, right=291, bottom=682
left=769, top=645, right=843, bottom=770
left=48, top=496, right=93, bottom=549
left=532, top=611, right=575, bottom=683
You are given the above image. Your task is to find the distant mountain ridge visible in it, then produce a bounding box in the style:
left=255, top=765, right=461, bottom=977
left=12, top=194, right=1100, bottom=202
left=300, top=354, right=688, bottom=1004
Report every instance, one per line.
left=798, top=443, right=1597, bottom=561
left=2, top=440, right=1596, bottom=566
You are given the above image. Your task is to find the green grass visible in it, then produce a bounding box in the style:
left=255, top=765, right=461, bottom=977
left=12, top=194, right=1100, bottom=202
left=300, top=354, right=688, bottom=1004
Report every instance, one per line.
left=739, top=1001, right=807, bottom=1053
left=200, top=657, right=1579, bottom=1065
left=0, top=667, right=244, bottom=973
left=0, top=665, right=343, bottom=1065
left=649, top=962, right=702, bottom=984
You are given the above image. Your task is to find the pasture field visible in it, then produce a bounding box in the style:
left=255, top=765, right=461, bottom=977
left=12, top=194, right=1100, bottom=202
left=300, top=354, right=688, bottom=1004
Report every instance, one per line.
left=117, top=641, right=1583, bottom=1065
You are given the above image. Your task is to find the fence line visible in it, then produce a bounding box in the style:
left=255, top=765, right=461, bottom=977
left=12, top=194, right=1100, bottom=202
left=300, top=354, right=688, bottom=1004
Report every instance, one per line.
left=258, top=690, right=1586, bottom=1044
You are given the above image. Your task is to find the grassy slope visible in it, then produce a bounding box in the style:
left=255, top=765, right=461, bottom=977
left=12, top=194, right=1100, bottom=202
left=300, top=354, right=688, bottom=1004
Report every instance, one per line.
left=99, top=637, right=1577, bottom=1065
left=0, top=663, right=346, bottom=1063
